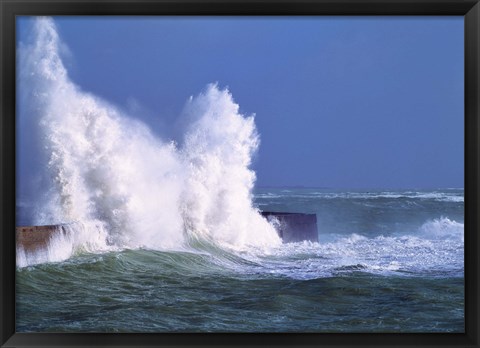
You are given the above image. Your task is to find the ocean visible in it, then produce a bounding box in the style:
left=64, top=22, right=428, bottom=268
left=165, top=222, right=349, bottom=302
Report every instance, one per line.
left=16, top=18, right=464, bottom=333
left=16, top=188, right=464, bottom=333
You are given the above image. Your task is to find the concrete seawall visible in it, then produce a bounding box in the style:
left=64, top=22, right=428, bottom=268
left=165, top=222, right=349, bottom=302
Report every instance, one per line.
left=16, top=225, right=70, bottom=253
left=260, top=212, right=318, bottom=243
left=16, top=212, right=318, bottom=253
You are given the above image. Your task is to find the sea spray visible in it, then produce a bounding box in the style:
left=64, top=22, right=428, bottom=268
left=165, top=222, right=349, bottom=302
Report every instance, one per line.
left=21, top=18, right=186, bottom=252
left=17, top=17, right=281, bottom=265
left=181, top=85, right=280, bottom=249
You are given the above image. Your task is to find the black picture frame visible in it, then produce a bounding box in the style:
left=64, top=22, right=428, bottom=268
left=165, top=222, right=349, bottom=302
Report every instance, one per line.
left=1, top=1, right=479, bottom=347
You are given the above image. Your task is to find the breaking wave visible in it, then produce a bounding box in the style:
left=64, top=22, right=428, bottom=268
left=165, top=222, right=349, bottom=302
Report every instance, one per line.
left=17, top=17, right=281, bottom=266
left=16, top=18, right=464, bottom=277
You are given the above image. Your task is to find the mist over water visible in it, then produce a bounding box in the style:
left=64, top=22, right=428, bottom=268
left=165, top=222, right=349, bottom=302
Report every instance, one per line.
left=17, top=17, right=280, bottom=265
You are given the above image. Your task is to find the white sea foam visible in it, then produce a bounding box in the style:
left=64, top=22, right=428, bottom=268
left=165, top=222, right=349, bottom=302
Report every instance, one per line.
left=17, top=17, right=280, bottom=266
left=235, top=217, right=464, bottom=280
left=419, top=217, right=464, bottom=241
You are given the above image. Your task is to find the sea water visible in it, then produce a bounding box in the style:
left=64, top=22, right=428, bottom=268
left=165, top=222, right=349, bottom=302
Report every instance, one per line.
left=15, top=18, right=464, bottom=332
left=16, top=187, right=464, bottom=332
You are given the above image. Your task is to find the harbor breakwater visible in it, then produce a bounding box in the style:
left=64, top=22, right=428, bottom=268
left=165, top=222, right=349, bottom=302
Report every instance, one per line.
left=16, top=212, right=318, bottom=257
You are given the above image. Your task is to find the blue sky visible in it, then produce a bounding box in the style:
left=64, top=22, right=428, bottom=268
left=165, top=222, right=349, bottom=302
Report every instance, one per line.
left=17, top=16, right=464, bottom=189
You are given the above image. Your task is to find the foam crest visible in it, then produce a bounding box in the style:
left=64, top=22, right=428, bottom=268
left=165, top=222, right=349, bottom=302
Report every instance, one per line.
left=420, top=217, right=464, bottom=241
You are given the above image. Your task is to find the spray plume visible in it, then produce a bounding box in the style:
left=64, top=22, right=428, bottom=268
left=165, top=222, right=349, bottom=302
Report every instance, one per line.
left=17, top=17, right=281, bottom=265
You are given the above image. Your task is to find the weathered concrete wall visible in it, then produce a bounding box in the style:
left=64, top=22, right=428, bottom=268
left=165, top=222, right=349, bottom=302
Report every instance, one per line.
left=16, top=225, right=68, bottom=253
left=261, top=212, right=318, bottom=243
left=16, top=212, right=318, bottom=253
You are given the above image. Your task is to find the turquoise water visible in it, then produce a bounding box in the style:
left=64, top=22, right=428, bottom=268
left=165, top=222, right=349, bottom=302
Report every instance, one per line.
left=16, top=188, right=464, bottom=332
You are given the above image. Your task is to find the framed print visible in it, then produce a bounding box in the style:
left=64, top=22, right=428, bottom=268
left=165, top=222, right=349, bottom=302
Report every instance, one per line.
left=1, top=1, right=479, bottom=347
